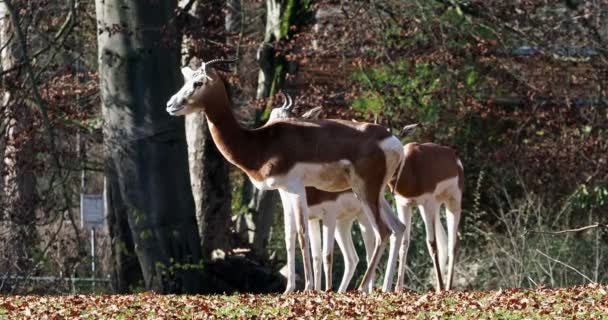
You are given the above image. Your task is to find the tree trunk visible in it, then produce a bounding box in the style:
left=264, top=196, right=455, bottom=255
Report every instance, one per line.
left=180, top=0, right=233, bottom=261
left=105, top=163, right=143, bottom=293
left=0, top=1, right=38, bottom=277
left=95, top=0, right=203, bottom=293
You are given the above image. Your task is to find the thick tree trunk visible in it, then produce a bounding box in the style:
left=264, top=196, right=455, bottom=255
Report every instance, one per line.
left=96, top=0, right=203, bottom=293
left=180, top=0, right=233, bottom=260
left=105, top=163, right=143, bottom=293
left=0, top=1, right=38, bottom=276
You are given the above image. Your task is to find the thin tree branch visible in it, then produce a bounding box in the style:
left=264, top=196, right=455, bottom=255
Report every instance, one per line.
left=1, top=0, right=76, bottom=78
left=536, top=249, right=594, bottom=283
left=0, top=31, right=13, bottom=53
left=3, top=0, right=81, bottom=244
left=526, top=223, right=608, bottom=235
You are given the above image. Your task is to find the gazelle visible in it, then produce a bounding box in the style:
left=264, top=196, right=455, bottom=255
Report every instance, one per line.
left=165, top=59, right=406, bottom=293
left=392, top=143, right=463, bottom=292
left=267, top=95, right=377, bottom=292
left=270, top=96, right=462, bottom=292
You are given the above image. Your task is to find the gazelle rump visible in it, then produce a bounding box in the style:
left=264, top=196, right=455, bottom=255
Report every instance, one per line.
left=392, top=142, right=464, bottom=292
left=165, top=60, right=405, bottom=293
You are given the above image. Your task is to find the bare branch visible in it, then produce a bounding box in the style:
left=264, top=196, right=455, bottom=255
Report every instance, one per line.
left=536, top=249, right=594, bottom=283
left=527, top=223, right=608, bottom=235
left=3, top=0, right=81, bottom=243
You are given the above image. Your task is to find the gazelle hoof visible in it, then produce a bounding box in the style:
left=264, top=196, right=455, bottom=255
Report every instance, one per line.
left=283, top=284, right=296, bottom=294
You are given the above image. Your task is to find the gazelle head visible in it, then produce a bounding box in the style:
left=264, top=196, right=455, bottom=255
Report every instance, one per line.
left=166, top=58, right=236, bottom=116
left=268, top=92, right=295, bottom=121
left=268, top=92, right=324, bottom=121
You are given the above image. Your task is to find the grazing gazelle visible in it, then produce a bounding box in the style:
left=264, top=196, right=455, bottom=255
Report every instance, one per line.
left=165, top=59, right=406, bottom=293
left=269, top=95, right=461, bottom=292
left=392, top=142, right=463, bottom=292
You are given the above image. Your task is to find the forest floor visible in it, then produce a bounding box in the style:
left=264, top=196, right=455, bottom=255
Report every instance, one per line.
left=0, top=283, right=606, bottom=319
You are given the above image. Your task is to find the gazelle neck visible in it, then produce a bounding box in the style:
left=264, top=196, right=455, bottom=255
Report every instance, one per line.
left=201, top=79, right=258, bottom=172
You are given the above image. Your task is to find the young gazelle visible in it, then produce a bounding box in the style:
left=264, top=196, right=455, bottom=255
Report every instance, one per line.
left=166, top=59, right=406, bottom=293
left=269, top=96, right=460, bottom=292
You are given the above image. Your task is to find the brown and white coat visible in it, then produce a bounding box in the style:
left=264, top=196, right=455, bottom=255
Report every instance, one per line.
left=270, top=97, right=464, bottom=292
left=166, top=60, right=405, bottom=292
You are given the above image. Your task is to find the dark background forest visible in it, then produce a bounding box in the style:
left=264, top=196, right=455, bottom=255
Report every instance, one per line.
left=0, top=0, right=606, bottom=294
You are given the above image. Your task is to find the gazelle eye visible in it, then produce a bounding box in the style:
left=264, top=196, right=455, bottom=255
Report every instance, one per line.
left=193, top=81, right=203, bottom=88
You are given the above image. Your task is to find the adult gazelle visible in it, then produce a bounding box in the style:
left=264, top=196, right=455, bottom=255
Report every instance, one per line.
left=166, top=59, right=407, bottom=293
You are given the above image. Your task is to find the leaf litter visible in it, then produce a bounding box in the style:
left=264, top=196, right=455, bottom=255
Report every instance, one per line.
left=0, top=283, right=606, bottom=319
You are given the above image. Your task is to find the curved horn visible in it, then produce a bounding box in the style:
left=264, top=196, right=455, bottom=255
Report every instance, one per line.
left=278, top=91, right=288, bottom=108
left=284, top=93, right=294, bottom=111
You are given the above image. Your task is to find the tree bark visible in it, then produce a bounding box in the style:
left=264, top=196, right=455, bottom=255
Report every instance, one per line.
left=105, top=163, right=143, bottom=293
left=0, top=1, right=38, bottom=276
left=95, top=0, right=203, bottom=293
left=179, top=0, right=233, bottom=261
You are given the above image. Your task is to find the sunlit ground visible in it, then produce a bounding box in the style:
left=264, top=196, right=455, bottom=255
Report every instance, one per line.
left=1, top=283, right=606, bottom=319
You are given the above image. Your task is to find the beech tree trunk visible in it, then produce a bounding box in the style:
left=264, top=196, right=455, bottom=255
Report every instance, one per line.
left=105, top=163, right=143, bottom=293
left=0, top=1, right=38, bottom=277
left=96, top=0, right=203, bottom=293
left=179, top=0, right=233, bottom=260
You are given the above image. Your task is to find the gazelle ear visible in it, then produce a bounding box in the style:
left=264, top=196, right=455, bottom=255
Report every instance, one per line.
left=399, top=123, right=419, bottom=138
left=181, top=67, right=195, bottom=80
left=301, top=106, right=323, bottom=120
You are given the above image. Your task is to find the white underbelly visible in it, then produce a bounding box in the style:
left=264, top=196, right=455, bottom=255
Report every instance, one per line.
left=395, top=176, right=461, bottom=206
left=250, top=161, right=352, bottom=192
left=308, top=192, right=364, bottom=222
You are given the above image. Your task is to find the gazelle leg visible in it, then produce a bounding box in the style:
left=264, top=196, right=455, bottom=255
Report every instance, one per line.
left=396, top=199, right=413, bottom=291
left=358, top=214, right=375, bottom=292
left=283, top=186, right=314, bottom=291
left=356, top=200, right=388, bottom=293
left=419, top=201, right=444, bottom=292
left=381, top=197, right=404, bottom=292
left=335, top=219, right=358, bottom=292
left=435, top=207, right=449, bottom=281
left=322, top=216, right=336, bottom=291
left=278, top=189, right=297, bottom=293
left=348, top=159, right=396, bottom=292
left=445, top=197, right=462, bottom=290
left=308, top=218, right=322, bottom=291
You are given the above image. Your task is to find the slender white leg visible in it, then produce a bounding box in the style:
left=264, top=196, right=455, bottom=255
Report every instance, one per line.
left=322, top=215, right=336, bottom=291
left=356, top=200, right=387, bottom=292
left=308, top=218, right=322, bottom=291
left=381, top=197, right=403, bottom=292
left=419, top=201, right=444, bottom=292
left=445, top=197, right=462, bottom=290
left=358, top=214, right=375, bottom=292
left=283, top=186, right=314, bottom=291
left=335, top=219, right=358, bottom=292
left=278, top=189, right=297, bottom=293
left=435, top=208, right=449, bottom=280
left=396, top=199, right=413, bottom=291
left=349, top=173, right=391, bottom=292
